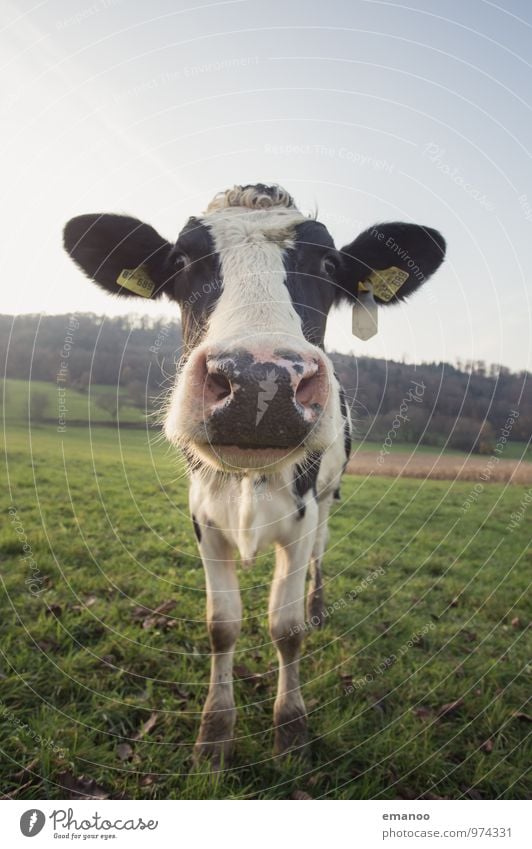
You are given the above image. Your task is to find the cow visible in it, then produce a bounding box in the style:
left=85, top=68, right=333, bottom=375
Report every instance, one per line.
left=63, top=183, right=446, bottom=766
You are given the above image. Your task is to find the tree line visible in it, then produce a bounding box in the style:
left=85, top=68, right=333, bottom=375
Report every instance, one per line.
left=1, top=314, right=530, bottom=453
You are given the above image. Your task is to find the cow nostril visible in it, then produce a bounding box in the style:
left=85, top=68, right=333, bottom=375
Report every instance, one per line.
left=295, top=374, right=319, bottom=408
left=205, top=371, right=232, bottom=402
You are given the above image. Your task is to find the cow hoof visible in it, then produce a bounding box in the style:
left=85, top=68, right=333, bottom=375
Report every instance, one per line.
left=193, top=706, right=236, bottom=771
left=192, top=738, right=233, bottom=772
left=273, top=705, right=309, bottom=760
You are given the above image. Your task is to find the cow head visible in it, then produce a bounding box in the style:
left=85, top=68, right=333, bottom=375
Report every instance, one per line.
left=64, top=184, right=446, bottom=472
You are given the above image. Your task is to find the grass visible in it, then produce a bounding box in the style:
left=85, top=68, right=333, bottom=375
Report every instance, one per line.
left=1, top=421, right=530, bottom=800
left=3, top=378, right=144, bottom=424
left=357, top=439, right=532, bottom=461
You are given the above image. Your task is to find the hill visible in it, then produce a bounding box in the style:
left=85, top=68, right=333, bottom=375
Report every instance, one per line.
left=1, top=313, right=530, bottom=454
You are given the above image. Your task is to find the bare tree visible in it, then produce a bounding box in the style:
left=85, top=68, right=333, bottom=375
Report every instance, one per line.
left=95, top=393, right=118, bottom=422
left=30, top=390, right=50, bottom=422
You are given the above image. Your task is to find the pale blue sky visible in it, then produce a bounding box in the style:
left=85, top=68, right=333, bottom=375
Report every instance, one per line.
left=2, top=0, right=531, bottom=370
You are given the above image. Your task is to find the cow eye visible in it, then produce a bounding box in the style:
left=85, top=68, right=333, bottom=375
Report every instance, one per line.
left=322, top=256, right=338, bottom=278
left=172, top=252, right=189, bottom=273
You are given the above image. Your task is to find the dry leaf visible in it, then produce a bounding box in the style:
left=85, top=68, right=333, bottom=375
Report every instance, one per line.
left=12, top=757, right=39, bottom=780
left=116, top=743, right=134, bottom=761
left=133, top=712, right=158, bottom=740
left=437, top=698, right=464, bottom=718
left=463, top=786, right=482, bottom=800
left=459, top=630, right=477, bottom=643
left=153, top=600, right=176, bottom=616
left=135, top=599, right=177, bottom=630
left=511, top=617, right=521, bottom=629
left=233, top=664, right=265, bottom=688
left=512, top=711, right=532, bottom=723
left=57, top=770, right=108, bottom=800
left=35, top=639, right=60, bottom=652
left=412, top=706, right=432, bottom=720
left=170, top=684, right=190, bottom=701
left=71, top=595, right=97, bottom=612
left=481, top=738, right=494, bottom=753
left=308, top=772, right=330, bottom=787
left=291, top=789, right=312, bottom=799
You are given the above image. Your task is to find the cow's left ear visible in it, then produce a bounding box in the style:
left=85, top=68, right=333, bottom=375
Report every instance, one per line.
left=63, top=213, right=175, bottom=300
left=337, top=222, right=446, bottom=305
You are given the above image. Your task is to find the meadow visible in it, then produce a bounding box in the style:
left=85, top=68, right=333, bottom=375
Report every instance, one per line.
left=1, top=420, right=530, bottom=800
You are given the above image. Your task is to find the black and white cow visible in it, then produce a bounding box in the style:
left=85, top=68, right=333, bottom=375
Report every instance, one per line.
left=63, top=184, right=445, bottom=765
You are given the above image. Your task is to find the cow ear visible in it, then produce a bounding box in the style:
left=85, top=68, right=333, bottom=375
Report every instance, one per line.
left=63, top=214, right=174, bottom=300
left=337, top=222, right=446, bottom=305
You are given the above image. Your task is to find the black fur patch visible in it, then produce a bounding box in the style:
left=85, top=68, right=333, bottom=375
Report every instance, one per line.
left=170, top=217, right=221, bottom=351
left=182, top=447, right=205, bottom=474
left=293, top=451, right=322, bottom=504
left=284, top=220, right=339, bottom=347
left=338, top=384, right=352, bottom=461
left=191, top=514, right=201, bottom=543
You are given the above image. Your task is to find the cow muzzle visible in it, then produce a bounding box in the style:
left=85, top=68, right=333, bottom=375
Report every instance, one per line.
left=171, top=345, right=330, bottom=470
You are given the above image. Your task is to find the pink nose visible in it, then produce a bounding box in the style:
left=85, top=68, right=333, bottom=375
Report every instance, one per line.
left=187, top=347, right=329, bottom=449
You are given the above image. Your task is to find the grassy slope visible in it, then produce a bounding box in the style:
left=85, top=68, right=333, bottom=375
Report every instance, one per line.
left=3, top=378, right=144, bottom=424
left=1, top=422, right=530, bottom=800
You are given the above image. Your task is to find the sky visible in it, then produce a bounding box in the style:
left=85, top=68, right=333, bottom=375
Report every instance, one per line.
left=1, top=0, right=531, bottom=371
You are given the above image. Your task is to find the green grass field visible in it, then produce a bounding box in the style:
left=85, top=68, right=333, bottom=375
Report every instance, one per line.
left=1, top=422, right=530, bottom=800
left=3, top=378, right=145, bottom=424
left=357, top=440, right=532, bottom=461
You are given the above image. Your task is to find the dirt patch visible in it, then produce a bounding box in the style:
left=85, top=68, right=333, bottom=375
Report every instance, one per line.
left=346, top=451, right=532, bottom=484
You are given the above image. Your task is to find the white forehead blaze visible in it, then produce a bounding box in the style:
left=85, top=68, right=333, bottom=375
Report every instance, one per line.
left=202, top=207, right=308, bottom=345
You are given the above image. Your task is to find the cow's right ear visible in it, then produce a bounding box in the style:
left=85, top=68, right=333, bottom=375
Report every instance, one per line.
left=63, top=214, right=175, bottom=300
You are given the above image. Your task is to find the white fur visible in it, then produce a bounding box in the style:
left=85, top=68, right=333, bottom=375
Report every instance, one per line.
left=203, top=207, right=307, bottom=342
left=164, top=205, right=339, bottom=459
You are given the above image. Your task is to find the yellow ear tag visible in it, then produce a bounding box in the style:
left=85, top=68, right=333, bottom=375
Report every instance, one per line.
left=359, top=266, right=409, bottom=301
left=116, top=267, right=155, bottom=298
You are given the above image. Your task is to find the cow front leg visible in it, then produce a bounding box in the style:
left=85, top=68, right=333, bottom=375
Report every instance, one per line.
left=306, top=494, right=333, bottom=628
left=194, top=524, right=241, bottom=769
left=269, top=528, right=315, bottom=757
